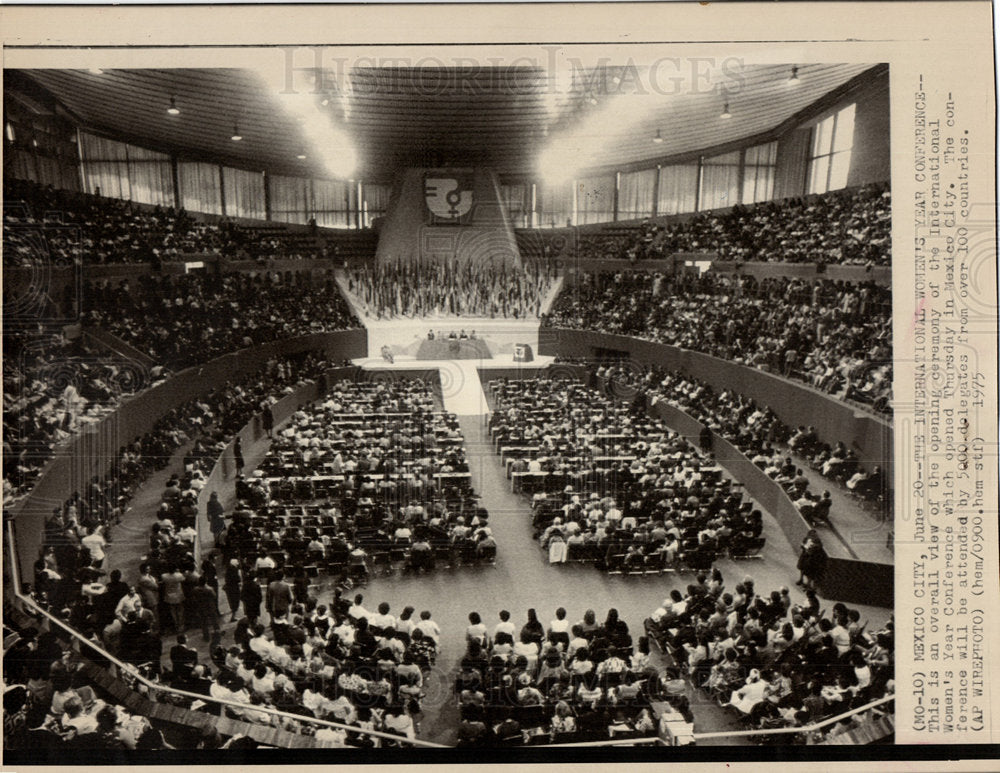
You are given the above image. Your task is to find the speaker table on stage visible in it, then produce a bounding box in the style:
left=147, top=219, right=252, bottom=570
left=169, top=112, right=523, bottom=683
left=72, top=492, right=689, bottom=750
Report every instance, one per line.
left=513, top=343, right=534, bottom=363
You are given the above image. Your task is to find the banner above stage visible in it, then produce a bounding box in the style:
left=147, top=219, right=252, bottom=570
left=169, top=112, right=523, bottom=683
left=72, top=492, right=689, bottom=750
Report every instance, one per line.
left=375, top=167, right=521, bottom=268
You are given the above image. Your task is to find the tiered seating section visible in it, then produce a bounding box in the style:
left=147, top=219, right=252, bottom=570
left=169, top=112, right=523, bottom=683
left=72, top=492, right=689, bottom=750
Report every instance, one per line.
left=453, top=607, right=689, bottom=746
left=3, top=179, right=372, bottom=267
left=83, top=272, right=360, bottom=371
left=5, top=270, right=360, bottom=505
left=20, top=365, right=454, bottom=750
left=230, top=379, right=496, bottom=585
left=3, top=328, right=168, bottom=501
left=644, top=569, right=895, bottom=742
left=575, top=184, right=891, bottom=265
left=30, top=353, right=331, bottom=618
left=487, top=378, right=765, bottom=573
left=544, top=273, right=892, bottom=415
left=599, top=362, right=889, bottom=516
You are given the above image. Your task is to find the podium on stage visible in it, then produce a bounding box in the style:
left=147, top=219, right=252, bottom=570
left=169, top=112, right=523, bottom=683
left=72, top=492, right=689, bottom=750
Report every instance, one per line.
left=513, top=343, right=534, bottom=363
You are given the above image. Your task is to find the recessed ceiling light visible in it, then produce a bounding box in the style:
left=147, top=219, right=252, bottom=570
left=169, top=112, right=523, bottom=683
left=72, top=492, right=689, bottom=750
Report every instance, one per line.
left=297, top=154, right=307, bottom=160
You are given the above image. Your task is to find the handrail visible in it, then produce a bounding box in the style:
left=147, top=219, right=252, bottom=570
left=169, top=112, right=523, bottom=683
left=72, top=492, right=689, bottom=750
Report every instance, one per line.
left=689, top=694, right=894, bottom=742
left=6, top=529, right=447, bottom=748
left=548, top=737, right=664, bottom=747
left=6, top=516, right=895, bottom=749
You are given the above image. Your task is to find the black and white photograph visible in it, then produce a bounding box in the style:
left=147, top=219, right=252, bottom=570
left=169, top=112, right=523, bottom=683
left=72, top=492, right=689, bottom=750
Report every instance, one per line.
left=1, top=3, right=996, bottom=768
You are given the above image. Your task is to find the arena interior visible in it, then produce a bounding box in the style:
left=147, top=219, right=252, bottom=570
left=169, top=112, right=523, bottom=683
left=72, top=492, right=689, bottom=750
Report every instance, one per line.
left=2, top=62, right=895, bottom=758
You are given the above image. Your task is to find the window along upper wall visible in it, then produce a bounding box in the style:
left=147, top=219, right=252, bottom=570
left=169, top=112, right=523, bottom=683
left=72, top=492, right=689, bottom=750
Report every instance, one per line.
left=807, top=103, right=856, bottom=195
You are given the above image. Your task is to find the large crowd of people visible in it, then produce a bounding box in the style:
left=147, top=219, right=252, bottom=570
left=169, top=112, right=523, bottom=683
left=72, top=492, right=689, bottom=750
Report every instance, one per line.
left=2, top=616, right=175, bottom=751
left=488, top=378, right=765, bottom=572
left=3, top=179, right=341, bottom=267
left=575, top=184, right=891, bottom=266
left=451, top=606, right=682, bottom=746
left=594, top=361, right=889, bottom=515
left=28, top=352, right=333, bottom=616
left=224, top=379, right=497, bottom=584
left=543, top=272, right=892, bottom=414
left=3, top=328, right=169, bottom=502
left=18, top=377, right=467, bottom=749
left=83, top=271, right=360, bottom=371
left=346, top=258, right=554, bottom=319
left=4, top=173, right=898, bottom=752
left=645, top=568, right=894, bottom=740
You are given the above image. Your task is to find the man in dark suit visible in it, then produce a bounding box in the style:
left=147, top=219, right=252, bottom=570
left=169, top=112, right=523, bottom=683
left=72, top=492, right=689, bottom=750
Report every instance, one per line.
left=240, top=570, right=263, bottom=624
left=191, top=576, right=220, bottom=642
left=266, top=570, right=293, bottom=623
left=169, top=634, right=198, bottom=681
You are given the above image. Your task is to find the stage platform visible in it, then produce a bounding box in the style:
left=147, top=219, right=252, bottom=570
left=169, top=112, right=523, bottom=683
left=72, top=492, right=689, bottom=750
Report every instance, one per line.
left=334, top=270, right=564, bottom=362
left=354, top=353, right=556, bottom=370
left=361, top=317, right=543, bottom=362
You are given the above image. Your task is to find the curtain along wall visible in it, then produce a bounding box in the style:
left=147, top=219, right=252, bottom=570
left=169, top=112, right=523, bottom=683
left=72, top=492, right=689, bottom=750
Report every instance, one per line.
left=576, top=174, right=616, bottom=225
left=529, top=139, right=781, bottom=226
left=64, top=118, right=833, bottom=228
left=617, top=169, right=656, bottom=220
left=79, top=132, right=174, bottom=207
left=500, top=183, right=530, bottom=228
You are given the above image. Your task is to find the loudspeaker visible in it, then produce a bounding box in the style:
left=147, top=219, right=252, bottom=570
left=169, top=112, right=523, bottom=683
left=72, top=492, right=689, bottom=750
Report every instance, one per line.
left=513, top=343, right=534, bottom=363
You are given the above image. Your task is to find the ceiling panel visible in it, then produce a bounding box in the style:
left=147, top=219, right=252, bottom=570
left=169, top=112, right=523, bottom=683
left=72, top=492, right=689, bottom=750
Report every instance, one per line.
left=13, top=63, right=880, bottom=182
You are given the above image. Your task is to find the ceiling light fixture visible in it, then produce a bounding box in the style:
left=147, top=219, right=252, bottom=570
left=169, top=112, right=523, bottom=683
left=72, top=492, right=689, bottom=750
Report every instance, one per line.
left=788, top=66, right=800, bottom=84
left=588, top=96, right=598, bottom=106
left=720, top=102, right=732, bottom=119
left=296, top=153, right=307, bottom=160
left=88, top=68, right=104, bottom=75
left=166, top=96, right=180, bottom=116
left=652, top=128, right=663, bottom=144
left=231, top=124, right=243, bottom=141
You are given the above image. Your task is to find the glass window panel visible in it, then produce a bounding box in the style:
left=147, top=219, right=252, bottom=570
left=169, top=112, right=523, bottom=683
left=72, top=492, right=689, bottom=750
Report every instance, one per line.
left=703, top=149, right=741, bottom=166
left=828, top=151, right=852, bottom=191
left=269, top=174, right=309, bottom=223
left=808, top=156, right=830, bottom=194
left=833, top=104, right=857, bottom=152
left=813, top=116, right=834, bottom=156
left=538, top=180, right=573, bottom=228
